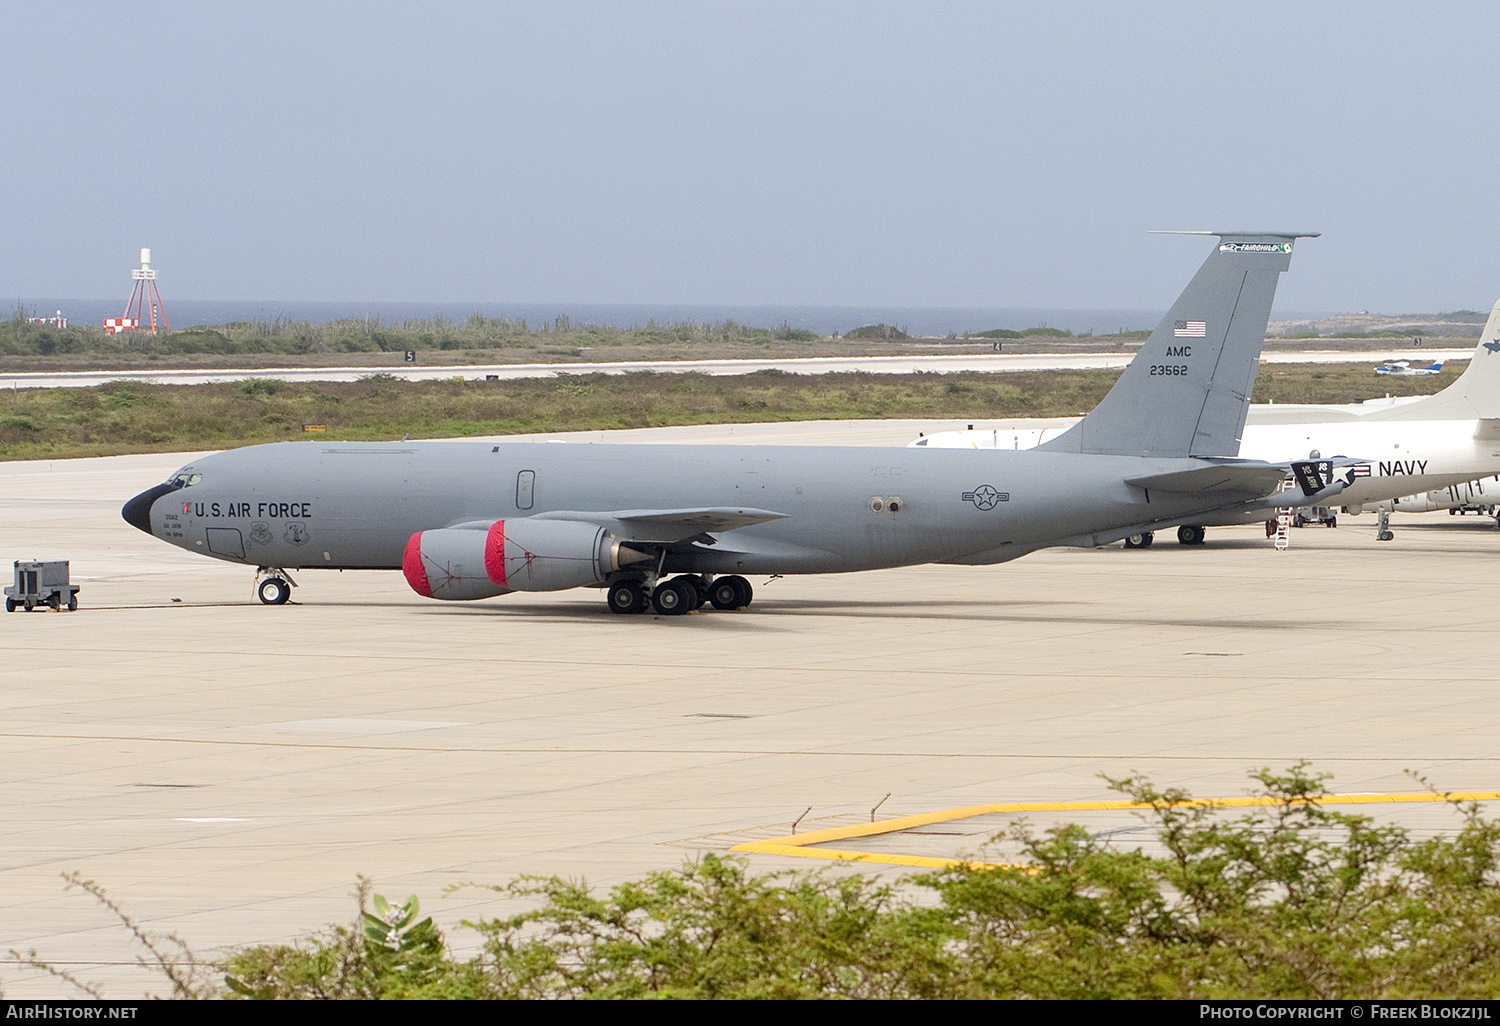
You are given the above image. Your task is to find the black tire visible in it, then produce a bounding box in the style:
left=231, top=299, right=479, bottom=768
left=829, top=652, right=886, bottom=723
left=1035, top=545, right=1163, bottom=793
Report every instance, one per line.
left=651, top=578, right=694, bottom=615
left=1177, top=525, right=1205, bottom=546
left=258, top=578, right=291, bottom=605
left=708, top=578, right=742, bottom=610
left=729, top=575, right=753, bottom=608
left=607, top=580, right=647, bottom=615
left=4, top=597, right=14, bottom=613
left=667, top=575, right=708, bottom=609
left=1125, top=532, right=1154, bottom=549
left=67, top=595, right=77, bottom=612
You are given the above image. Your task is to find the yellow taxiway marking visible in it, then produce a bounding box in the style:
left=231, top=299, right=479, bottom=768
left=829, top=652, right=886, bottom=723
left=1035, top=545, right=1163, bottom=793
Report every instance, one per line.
left=730, top=791, right=1500, bottom=870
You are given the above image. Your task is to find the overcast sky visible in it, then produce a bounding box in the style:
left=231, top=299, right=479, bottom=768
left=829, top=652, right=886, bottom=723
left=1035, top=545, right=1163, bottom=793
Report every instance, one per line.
left=3, top=2, right=1496, bottom=314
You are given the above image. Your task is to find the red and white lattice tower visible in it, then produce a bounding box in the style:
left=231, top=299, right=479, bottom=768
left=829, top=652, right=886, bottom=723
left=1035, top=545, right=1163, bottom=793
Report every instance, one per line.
left=114, top=247, right=169, bottom=334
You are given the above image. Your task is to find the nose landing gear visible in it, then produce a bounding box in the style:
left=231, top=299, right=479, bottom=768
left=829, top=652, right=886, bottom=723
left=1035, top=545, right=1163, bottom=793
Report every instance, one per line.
left=255, top=568, right=297, bottom=605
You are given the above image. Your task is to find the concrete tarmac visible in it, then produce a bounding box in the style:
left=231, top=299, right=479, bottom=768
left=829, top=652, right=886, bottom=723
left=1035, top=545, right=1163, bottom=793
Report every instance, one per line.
left=3, top=421, right=1499, bottom=996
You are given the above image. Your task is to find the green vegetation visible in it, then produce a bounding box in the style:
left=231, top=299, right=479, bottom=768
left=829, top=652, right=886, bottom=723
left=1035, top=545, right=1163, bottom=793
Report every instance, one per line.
left=22, top=766, right=1500, bottom=999
left=843, top=323, right=910, bottom=340
left=973, top=326, right=1080, bottom=339
left=0, top=361, right=1464, bottom=461
left=0, top=370, right=1077, bottom=459
left=0, top=306, right=827, bottom=363
left=1326, top=330, right=1416, bottom=339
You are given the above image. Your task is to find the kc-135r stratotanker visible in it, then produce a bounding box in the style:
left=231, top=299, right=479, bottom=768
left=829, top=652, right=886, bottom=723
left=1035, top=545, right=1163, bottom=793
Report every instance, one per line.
left=122, top=232, right=1341, bottom=615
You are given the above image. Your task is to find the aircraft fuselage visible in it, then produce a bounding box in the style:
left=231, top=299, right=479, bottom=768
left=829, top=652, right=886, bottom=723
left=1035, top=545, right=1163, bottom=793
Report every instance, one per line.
left=130, top=440, right=1277, bottom=576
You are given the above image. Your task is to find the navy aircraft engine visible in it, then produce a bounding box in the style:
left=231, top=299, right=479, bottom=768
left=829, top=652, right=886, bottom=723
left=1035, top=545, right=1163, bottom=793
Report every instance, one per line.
left=403, top=519, right=651, bottom=600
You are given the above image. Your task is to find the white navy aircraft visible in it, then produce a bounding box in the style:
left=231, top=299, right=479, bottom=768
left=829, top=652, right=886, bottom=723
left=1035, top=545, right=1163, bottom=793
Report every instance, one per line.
left=123, top=232, right=1336, bottom=614
left=911, top=300, right=1500, bottom=544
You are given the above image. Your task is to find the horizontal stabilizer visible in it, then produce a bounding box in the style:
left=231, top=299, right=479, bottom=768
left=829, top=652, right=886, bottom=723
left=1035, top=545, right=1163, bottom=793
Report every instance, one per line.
left=1125, top=462, right=1288, bottom=495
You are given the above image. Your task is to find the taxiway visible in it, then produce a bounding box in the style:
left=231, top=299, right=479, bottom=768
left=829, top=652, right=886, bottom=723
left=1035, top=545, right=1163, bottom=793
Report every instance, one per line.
left=2, top=420, right=1497, bottom=995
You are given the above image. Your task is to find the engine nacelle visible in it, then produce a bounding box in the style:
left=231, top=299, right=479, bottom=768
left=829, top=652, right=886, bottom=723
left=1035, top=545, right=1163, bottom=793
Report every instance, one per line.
left=403, top=519, right=649, bottom=600
left=1392, top=491, right=1449, bottom=513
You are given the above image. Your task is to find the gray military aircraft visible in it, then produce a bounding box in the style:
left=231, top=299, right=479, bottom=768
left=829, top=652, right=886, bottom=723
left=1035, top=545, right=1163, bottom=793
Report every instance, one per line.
left=122, top=231, right=1339, bottom=615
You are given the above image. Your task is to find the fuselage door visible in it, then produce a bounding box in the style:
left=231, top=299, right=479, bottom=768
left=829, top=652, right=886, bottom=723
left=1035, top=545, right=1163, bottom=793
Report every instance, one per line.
left=517, top=469, right=536, bottom=511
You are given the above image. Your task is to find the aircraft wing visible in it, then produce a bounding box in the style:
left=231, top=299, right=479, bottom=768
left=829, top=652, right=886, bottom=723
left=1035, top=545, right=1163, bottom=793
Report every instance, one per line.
left=531, top=506, right=788, bottom=543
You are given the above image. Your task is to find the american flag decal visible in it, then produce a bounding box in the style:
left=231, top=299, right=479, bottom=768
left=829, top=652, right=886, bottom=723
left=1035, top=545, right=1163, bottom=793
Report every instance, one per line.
left=1174, top=320, right=1207, bottom=337
left=1351, top=464, right=1372, bottom=478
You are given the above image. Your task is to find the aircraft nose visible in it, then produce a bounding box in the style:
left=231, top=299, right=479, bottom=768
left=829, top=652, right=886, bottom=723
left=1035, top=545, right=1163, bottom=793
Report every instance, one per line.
left=121, top=483, right=179, bottom=535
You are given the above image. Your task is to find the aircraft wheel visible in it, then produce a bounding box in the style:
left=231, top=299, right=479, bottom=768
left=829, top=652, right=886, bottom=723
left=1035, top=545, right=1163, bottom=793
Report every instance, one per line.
left=708, top=576, right=747, bottom=610
left=1124, top=532, right=1154, bottom=549
left=708, top=579, right=740, bottom=610
left=1176, top=525, right=1206, bottom=546
left=607, top=580, right=648, bottom=615
left=666, top=575, right=708, bottom=609
left=258, top=577, right=291, bottom=606
left=728, top=575, right=753, bottom=608
left=710, top=574, right=753, bottom=609
left=651, top=578, right=695, bottom=615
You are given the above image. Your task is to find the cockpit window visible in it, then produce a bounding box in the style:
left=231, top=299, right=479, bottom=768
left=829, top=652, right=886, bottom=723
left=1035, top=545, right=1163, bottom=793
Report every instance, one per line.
left=167, top=472, right=202, bottom=487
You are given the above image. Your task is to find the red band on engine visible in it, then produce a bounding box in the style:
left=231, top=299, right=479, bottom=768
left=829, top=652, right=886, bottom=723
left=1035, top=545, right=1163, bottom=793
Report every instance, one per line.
left=402, top=532, right=432, bottom=597
left=484, top=520, right=507, bottom=586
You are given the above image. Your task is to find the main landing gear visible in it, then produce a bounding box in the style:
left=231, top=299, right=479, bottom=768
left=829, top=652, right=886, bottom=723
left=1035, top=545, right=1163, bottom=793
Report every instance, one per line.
left=606, top=574, right=753, bottom=616
left=256, top=568, right=297, bottom=605
left=1123, top=531, right=1154, bottom=549
left=1176, top=525, right=1206, bottom=546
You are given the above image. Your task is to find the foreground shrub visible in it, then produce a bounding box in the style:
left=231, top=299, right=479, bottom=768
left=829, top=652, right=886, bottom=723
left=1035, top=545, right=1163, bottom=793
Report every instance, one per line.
left=19, top=766, right=1500, bottom=998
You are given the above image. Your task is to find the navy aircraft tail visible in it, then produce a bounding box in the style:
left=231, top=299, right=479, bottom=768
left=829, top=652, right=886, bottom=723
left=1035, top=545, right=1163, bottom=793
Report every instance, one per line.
left=1039, top=231, right=1314, bottom=458
left=1361, top=299, right=1500, bottom=421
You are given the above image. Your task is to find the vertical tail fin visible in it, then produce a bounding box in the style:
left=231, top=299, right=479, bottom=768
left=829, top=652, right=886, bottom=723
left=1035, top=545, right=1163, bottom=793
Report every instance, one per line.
left=1368, top=300, right=1500, bottom=420
left=1039, top=231, right=1312, bottom=458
